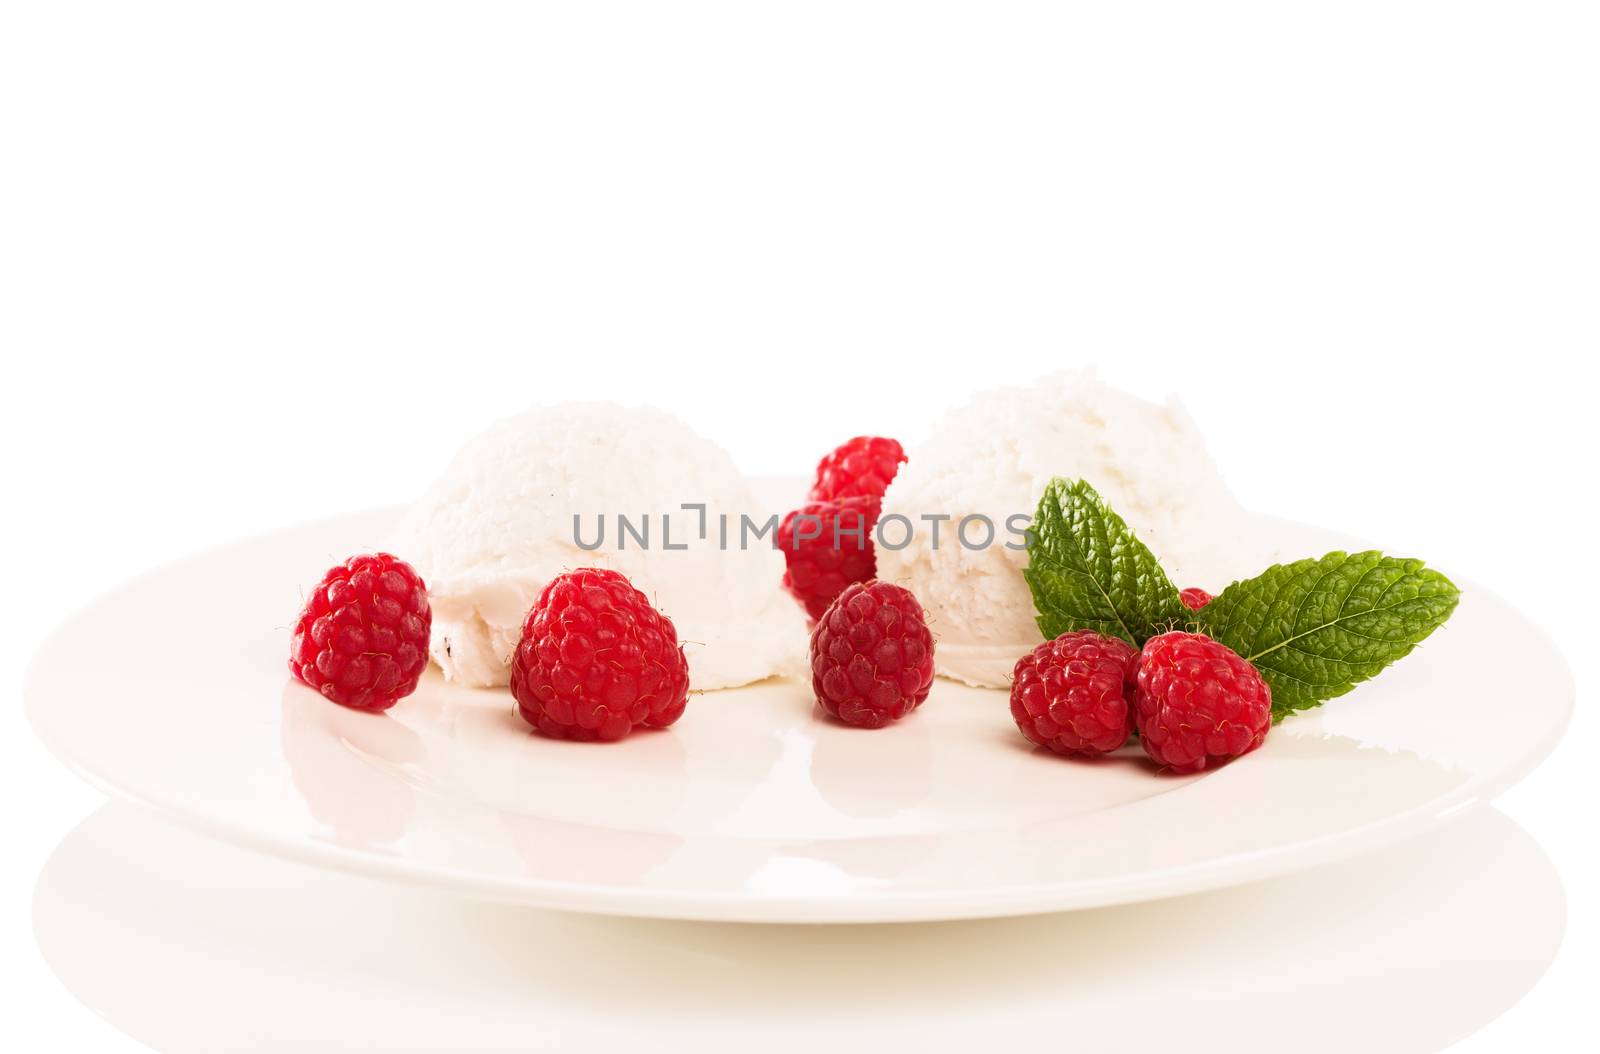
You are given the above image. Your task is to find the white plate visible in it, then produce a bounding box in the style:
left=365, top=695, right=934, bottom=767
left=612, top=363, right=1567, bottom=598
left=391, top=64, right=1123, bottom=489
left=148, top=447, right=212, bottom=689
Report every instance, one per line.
left=25, top=501, right=1572, bottom=923
left=34, top=802, right=1565, bottom=1053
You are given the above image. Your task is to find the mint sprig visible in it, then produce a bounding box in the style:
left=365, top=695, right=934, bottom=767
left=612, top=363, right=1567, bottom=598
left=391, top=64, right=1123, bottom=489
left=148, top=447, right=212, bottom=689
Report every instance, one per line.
left=1197, top=551, right=1460, bottom=719
left=1022, top=478, right=1189, bottom=648
left=1023, top=479, right=1462, bottom=720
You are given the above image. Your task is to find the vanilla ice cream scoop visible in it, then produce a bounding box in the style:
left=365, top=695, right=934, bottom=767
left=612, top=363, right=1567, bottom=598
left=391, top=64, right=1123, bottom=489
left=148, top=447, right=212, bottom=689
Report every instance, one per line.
left=877, top=372, right=1257, bottom=689
left=387, top=403, right=806, bottom=690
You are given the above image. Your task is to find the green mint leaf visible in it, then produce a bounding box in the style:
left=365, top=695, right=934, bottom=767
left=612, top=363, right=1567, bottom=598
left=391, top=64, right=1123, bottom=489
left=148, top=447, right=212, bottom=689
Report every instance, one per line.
left=1022, top=478, right=1189, bottom=648
left=1198, top=550, right=1460, bottom=719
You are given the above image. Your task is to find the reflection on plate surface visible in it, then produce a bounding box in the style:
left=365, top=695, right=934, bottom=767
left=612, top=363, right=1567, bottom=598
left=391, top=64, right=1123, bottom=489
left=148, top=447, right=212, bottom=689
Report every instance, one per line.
left=34, top=804, right=1565, bottom=1054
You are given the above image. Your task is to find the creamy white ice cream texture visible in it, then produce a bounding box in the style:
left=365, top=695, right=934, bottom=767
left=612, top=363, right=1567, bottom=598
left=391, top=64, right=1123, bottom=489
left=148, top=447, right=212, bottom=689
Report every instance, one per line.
left=388, top=403, right=806, bottom=690
left=877, top=372, right=1256, bottom=689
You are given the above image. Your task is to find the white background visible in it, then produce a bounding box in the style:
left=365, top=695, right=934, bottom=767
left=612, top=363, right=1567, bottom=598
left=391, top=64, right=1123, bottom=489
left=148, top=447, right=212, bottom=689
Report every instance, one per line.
left=1, top=1, right=1595, bottom=1050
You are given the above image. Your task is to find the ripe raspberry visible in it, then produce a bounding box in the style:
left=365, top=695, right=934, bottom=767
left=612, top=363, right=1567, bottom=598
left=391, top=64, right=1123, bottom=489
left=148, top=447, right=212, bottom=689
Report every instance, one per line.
left=810, top=581, right=936, bottom=728
left=1134, top=631, right=1272, bottom=773
left=289, top=553, right=431, bottom=713
left=778, top=496, right=879, bottom=621
left=1010, top=631, right=1138, bottom=756
left=809, top=436, right=907, bottom=502
left=1180, top=587, right=1214, bottom=611
left=510, top=568, right=690, bottom=742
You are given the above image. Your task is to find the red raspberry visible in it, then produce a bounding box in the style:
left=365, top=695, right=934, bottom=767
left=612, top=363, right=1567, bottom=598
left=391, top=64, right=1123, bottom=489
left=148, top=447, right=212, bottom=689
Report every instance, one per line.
left=510, top=568, right=690, bottom=742
left=1134, top=631, right=1272, bottom=773
left=810, top=581, right=936, bottom=729
left=809, top=436, right=907, bottom=502
left=1010, top=631, right=1138, bottom=756
left=778, top=496, right=879, bottom=621
left=1180, top=587, right=1214, bottom=611
left=289, top=553, right=431, bottom=713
